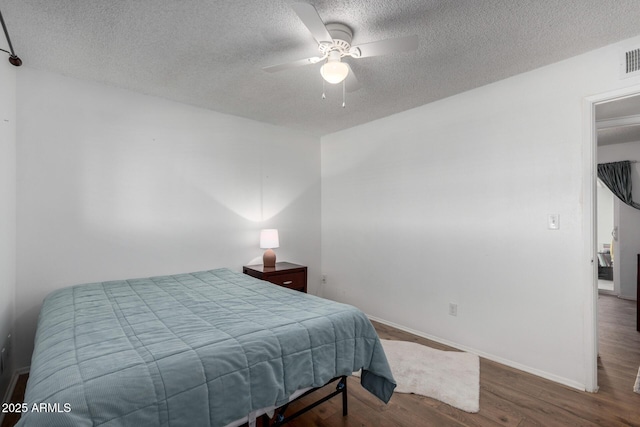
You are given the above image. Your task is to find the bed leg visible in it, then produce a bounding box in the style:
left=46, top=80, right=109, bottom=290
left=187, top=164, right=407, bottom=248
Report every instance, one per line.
left=337, top=375, right=348, bottom=416
left=265, top=376, right=349, bottom=425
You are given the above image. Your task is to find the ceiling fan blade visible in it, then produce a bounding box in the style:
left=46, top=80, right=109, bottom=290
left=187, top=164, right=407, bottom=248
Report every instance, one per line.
left=263, top=57, right=321, bottom=73
left=352, top=34, right=418, bottom=58
left=344, top=64, right=361, bottom=92
left=291, top=2, right=333, bottom=44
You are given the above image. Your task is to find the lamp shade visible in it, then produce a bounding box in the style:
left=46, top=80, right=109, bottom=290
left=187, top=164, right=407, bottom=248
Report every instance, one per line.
left=320, top=51, right=349, bottom=84
left=260, top=229, right=279, bottom=249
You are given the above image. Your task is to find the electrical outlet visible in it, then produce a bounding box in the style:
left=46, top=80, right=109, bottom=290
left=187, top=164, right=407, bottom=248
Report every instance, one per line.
left=548, top=214, right=560, bottom=230
left=449, top=303, right=458, bottom=317
left=321, top=275, right=327, bottom=284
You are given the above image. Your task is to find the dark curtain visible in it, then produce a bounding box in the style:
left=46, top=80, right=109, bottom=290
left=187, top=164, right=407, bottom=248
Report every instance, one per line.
left=597, top=161, right=640, bottom=210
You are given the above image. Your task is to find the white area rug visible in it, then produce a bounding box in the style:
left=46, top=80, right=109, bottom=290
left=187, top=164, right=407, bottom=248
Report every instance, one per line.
left=634, top=367, right=640, bottom=394
left=372, top=339, right=480, bottom=412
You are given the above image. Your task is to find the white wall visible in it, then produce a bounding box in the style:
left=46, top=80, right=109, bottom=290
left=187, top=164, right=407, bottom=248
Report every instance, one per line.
left=322, top=36, right=640, bottom=389
left=598, top=141, right=640, bottom=300
left=0, top=61, right=17, bottom=399
left=14, top=68, right=321, bottom=369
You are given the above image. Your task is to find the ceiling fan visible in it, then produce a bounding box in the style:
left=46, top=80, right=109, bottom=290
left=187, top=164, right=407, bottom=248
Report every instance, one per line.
left=263, top=2, right=418, bottom=96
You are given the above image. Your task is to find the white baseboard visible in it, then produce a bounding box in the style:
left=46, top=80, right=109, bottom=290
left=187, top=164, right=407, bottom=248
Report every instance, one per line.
left=367, top=314, right=588, bottom=392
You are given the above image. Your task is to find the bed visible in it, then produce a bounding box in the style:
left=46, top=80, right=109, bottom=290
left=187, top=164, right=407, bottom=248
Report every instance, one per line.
left=17, top=268, right=395, bottom=426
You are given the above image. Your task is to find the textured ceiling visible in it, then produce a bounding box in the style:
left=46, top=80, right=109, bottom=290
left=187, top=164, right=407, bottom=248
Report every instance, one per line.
left=2, top=0, right=640, bottom=136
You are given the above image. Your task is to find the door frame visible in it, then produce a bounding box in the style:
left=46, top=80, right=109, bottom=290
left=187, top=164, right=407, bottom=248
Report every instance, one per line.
left=583, top=83, right=640, bottom=392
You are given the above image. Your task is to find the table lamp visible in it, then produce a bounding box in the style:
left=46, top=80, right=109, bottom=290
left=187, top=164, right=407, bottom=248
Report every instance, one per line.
left=260, top=229, right=279, bottom=268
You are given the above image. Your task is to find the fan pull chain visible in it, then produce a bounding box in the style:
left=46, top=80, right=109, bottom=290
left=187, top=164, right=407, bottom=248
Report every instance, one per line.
left=322, top=79, right=326, bottom=100
left=342, top=80, right=346, bottom=108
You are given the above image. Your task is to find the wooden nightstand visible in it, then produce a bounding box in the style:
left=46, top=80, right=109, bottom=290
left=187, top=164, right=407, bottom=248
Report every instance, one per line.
left=243, top=262, right=307, bottom=293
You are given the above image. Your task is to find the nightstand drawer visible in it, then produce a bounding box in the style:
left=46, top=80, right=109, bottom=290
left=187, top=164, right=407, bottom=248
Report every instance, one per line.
left=243, top=262, right=308, bottom=293
left=269, top=272, right=305, bottom=291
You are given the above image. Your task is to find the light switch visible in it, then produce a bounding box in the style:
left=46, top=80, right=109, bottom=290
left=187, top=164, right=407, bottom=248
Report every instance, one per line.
left=548, top=214, right=560, bottom=230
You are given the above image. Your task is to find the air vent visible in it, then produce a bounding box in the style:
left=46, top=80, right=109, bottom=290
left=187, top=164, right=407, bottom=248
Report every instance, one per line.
left=621, top=48, right=640, bottom=78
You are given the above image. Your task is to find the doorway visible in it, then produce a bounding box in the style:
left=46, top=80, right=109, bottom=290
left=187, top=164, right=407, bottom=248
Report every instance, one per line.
left=595, top=94, right=640, bottom=301
left=588, top=88, right=640, bottom=392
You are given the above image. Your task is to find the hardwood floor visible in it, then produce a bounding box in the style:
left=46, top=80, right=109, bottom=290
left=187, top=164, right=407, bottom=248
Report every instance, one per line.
left=2, top=294, right=639, bottom=427
left=285, top=294, right=640, bottom=427
left=0, top=371, right=26, bottom=427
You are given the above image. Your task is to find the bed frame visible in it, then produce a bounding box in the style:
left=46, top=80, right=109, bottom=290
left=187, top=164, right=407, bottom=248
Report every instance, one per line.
left=259, top=376, right=348, bottom=426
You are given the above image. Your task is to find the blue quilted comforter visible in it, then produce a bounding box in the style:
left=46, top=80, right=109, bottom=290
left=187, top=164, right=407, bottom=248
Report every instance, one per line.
left=18, top=269, right=395, bottom=426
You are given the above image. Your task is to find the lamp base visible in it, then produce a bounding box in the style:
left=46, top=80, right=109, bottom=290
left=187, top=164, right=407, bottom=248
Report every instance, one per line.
left=263, top=249, right=276, bottom=268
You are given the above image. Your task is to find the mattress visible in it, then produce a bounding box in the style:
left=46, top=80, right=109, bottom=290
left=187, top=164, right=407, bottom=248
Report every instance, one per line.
left=18, top=268, right=395, bottom=426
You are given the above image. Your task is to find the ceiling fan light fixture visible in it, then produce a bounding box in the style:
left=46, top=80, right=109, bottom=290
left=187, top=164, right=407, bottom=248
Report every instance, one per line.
left=320, top=52, right=349, bottom=84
